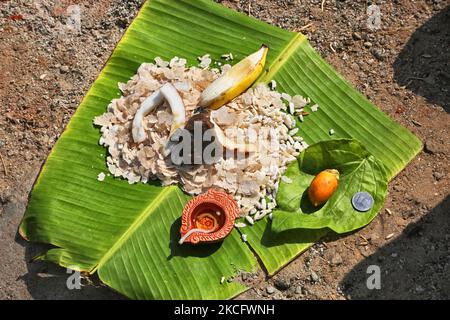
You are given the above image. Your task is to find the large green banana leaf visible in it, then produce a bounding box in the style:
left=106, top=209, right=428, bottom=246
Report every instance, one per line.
left=19, top=0, right=422, bottom=298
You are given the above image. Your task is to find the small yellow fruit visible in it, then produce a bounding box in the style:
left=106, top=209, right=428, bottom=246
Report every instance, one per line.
left=307, top=169, right=340, bottom=207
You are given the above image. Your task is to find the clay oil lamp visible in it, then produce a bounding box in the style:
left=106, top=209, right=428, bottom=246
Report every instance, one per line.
left=179, top=188, right=239, bottom=245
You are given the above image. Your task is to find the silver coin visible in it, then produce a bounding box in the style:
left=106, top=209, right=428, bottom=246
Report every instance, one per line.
left=352, top=192, right=374, bottom=212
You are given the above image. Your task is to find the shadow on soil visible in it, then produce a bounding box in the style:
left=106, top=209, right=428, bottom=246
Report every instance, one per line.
left=15, top=234, right=125, bottom=300
left=393, top=5, right=450, bottom=112
left=340, top=196, right=450, bottom=299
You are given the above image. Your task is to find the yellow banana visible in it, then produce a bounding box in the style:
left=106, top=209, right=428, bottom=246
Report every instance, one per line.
left=198, top=45, right=269, bottom=110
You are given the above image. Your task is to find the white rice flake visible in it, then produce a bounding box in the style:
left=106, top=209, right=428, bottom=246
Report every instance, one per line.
left=281, top=92, right=292, bottom=102
left=221, top=53, right=234, bottom=61
left=245, top=215, right=255, bottom=225
left=260, top=198, right=267, bottom=210
left=270, top=80, right=277, bottom=90
left=221, top=64, right=232, bottom=74
left=289, top=102, right=295, bottom=114
left=281, top=176, right=293, bottom=184
left=154, top=56, right=169, bottom=67
left=255, top=209, right=270, bottom=221
left=289, top=128, right=299, bottom=136
left=97, top=172, right=106, bottom=182
left=298, top=114, right=304, bottom=122
left=198, top=54, right=212, bottom=69
left=311, top=104, right=319, bottom=112
left=234, top=222, right=247, bottom=228
left=292, top=95, right=309, bottom=108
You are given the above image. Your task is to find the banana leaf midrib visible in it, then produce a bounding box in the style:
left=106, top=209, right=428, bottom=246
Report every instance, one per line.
left=91, top=186, right=178, bottom=273
left=258, top=32, right=307, bottom=83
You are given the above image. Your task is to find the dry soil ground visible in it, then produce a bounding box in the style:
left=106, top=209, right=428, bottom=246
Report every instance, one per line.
left=0, top=0, right=449, bottom=300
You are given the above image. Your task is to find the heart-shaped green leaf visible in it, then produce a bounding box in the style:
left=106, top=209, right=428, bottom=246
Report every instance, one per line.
left=272, top=139, right=388, bottom=234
